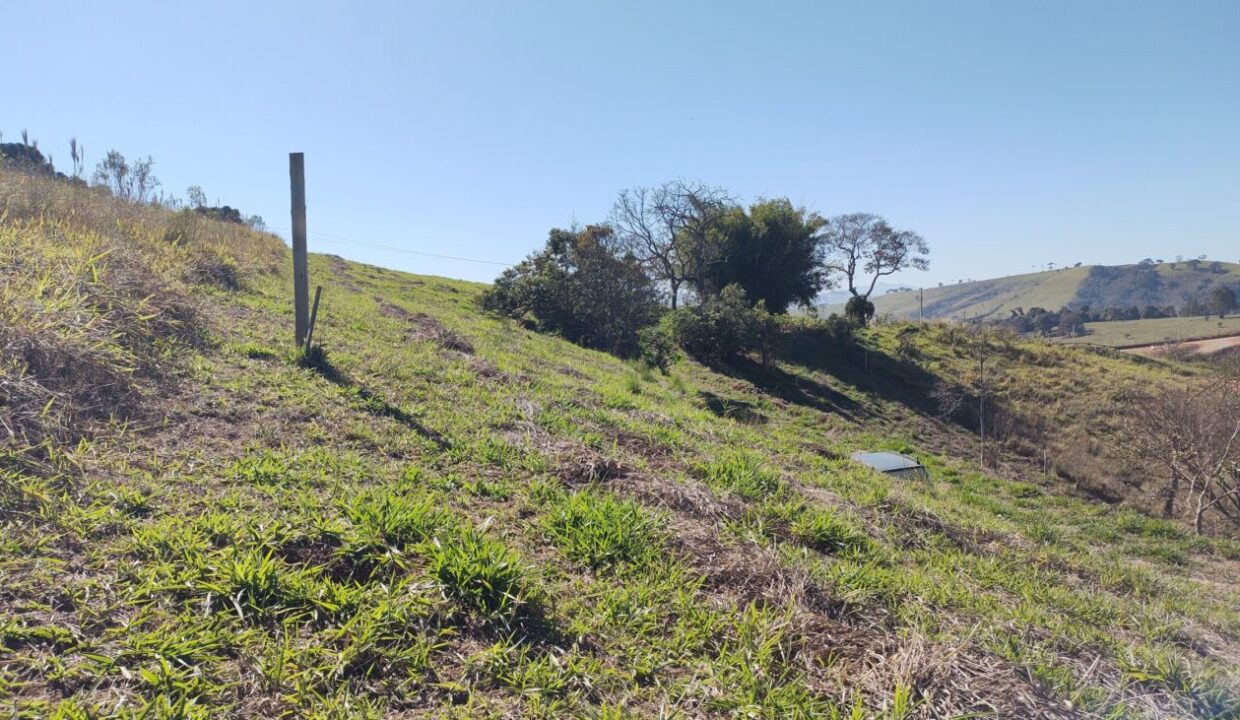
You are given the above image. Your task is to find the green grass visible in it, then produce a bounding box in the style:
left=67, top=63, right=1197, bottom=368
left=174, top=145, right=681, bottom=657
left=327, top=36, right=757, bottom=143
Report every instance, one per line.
left=1057, top=313, right=1240, bottom=347
left=542, top=489, right=666, bottom=570
left=426, top=527, right=541, bottom=625
left=3, top=170, right=1240, bottom=717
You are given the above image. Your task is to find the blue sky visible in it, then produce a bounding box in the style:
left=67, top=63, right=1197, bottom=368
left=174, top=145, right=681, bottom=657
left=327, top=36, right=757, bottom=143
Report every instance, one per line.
left=8, top=1, right=1239, bottom=290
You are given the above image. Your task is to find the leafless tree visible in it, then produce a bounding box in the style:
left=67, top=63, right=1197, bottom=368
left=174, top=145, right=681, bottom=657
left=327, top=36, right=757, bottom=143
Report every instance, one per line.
left=610, top=180, right=732, bottom=308
left=820, top=213, right=929, bottom=299
left=186, top=185, right=208, bottom=209
left=93, top=150, right=161, bottom=202
left=1121, top=377, right=1240, bottom=534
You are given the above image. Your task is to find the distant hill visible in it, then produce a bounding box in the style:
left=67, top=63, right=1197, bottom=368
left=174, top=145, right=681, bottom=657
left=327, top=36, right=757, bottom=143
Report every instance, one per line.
left=822, top=260, right=1240, bottom=320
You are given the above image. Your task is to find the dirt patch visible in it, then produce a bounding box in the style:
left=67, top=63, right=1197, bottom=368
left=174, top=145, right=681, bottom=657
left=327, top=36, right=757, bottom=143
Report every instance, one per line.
left=557, top=455, right=629, bottom=486
left=468, top=356, right=521, bottom=383
left=376, top=301, right=475, bottom=354
left=557, top=365, right=588, bottom=380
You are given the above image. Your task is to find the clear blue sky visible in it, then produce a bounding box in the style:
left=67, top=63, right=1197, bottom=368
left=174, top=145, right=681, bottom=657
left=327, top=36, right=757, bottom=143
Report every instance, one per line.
left=9, top=1, right=1239, bottom=289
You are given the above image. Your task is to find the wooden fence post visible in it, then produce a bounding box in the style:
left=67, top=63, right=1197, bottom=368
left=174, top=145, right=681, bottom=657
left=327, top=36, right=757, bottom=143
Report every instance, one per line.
left=304, top=285, right=323, bottom=351
left=290, top=152, right=309, bottom=347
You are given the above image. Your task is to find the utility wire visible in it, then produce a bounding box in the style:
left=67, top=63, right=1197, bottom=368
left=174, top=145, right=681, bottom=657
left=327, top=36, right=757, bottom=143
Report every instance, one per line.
left=270, top=226, right=516, bottom=267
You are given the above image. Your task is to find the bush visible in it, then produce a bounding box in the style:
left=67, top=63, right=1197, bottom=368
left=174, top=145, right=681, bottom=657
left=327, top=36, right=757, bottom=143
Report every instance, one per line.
left=481, top=225, right=661, bottom=358
left=668, top=285, right=776, bottom=363
left=771, top=314, right=856, bottom=367
left=790, top=314, right=853, bottom=345
left=638, top=319, right=679, bottom=373
left=844, top=296, right=875, bottom=328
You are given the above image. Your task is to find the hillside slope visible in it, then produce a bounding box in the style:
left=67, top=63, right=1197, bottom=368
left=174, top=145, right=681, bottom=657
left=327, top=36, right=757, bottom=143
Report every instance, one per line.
left=826, top=261, right=1240, bottom=321
left=4, top=174, right=1240, bottom=719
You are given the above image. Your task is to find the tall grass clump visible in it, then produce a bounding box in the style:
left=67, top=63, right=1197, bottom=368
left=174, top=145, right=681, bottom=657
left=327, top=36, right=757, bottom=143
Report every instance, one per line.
left=698, top=450, right=784, bottom=500
left=426, top=528, right=541, bottom=625
left=0, top=168, right=285, bottom=466
left=543, top=489, right=666, bottom=570
left=344, top=488, right=451, bottom=548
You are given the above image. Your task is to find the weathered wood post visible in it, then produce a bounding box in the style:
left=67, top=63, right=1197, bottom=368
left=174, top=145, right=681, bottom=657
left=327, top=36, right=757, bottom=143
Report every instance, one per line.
left=290, top=152, right=309, bottom=347
left=304, top=285, right=323, bottom=350
left=978, top=355, right=986, bottom=469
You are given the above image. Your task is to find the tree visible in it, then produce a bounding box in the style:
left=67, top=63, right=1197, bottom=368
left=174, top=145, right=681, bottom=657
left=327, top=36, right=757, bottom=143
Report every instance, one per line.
left=1120, top=378, right=1240, bottom=534
left=482, top=225, right=660, bottom=357
left=940, top=326, right=1011, bottom=469
left=1209, top=286, right=1237, bottom=319
left=693, top=198, right=826, bottom=313
left=1058, top=309, right=1085, bottom=336
left=93, top=150, right=160, bottom=202
left=820, top=213, right=929, bottom=312
left=1033, top=312, right=1058, bottom=336
left=610, top=180, right=732, bottom=308
left=186, top=185, right=208, bottom=209
left=1180, top=295, right=1205, bottom=318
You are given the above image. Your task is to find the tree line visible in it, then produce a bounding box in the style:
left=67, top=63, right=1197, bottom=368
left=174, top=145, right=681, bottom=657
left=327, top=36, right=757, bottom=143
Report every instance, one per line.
left=998, top=286, right=1239, bottom=338
left=482, top=180, right=928, bottom=366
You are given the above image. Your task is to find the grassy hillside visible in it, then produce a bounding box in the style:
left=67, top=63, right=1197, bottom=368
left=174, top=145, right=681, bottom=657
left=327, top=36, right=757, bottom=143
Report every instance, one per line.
left=853, top=267, right=1092, bottom=321
left=826, top=262, right=1240, bottom=322
left=4, top=171, right=1240, bottom=719
left=1058, top=315, right=1240, bottom=348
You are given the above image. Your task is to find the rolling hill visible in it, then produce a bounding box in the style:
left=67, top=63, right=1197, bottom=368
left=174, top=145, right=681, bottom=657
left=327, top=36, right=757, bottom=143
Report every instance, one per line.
left=4, top=168, right=1240, bottom=718
left=823, top=261, right=1240, bottom=321
left=1057, top=315, right=1240, bottom=348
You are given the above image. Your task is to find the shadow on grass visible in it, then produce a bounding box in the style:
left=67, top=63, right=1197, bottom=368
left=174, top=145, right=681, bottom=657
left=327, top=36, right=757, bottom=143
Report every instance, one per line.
left=350, top=386, right=452, bottom=450
left=294, top=344, right=451, bottom=450
left=698, top=390, right=768, bottom=424
left=295, top=344, right=347, bottom=384
left=715, top=358, right=866, bottom=421
left=701, top=329, right=945, bottom=424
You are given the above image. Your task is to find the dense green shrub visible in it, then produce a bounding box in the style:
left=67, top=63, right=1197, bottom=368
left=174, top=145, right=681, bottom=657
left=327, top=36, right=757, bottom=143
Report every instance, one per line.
left=481, top=225, right=660, bottom=358
left=791, top=314, right=853, bottom=344
left=638, top=319, right=679, bottom=372
left=844, top=296, right=875, bottom=327
left=669, top=285, right=777, bottom=363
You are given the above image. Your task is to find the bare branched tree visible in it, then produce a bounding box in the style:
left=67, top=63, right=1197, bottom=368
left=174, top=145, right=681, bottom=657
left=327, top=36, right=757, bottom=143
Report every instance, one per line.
left=93, top=150, right=161, bottom=202
left=186, top=185, right=208, bottom=209
left=1121, top=377, right=1240, bottom=534
left=610, top=180, right=732, bottom=308
left=130, top=155, right=160, bottom=203
left=820, top=213, right=929, bottom=300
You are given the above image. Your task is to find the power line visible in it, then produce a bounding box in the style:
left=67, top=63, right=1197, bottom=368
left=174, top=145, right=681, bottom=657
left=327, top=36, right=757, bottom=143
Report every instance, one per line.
left=269, top=227, right=516, bottom=267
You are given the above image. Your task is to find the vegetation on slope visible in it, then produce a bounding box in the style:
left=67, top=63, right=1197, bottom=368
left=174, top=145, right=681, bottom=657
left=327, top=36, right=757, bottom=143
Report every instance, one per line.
left=1056, top=315, right=1240, bottom=348
left=0, top=169, right=283, bottom=471
left=3, top=170, right=1240, bottom=719
left=839, top=262, right=1240, bottom=322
